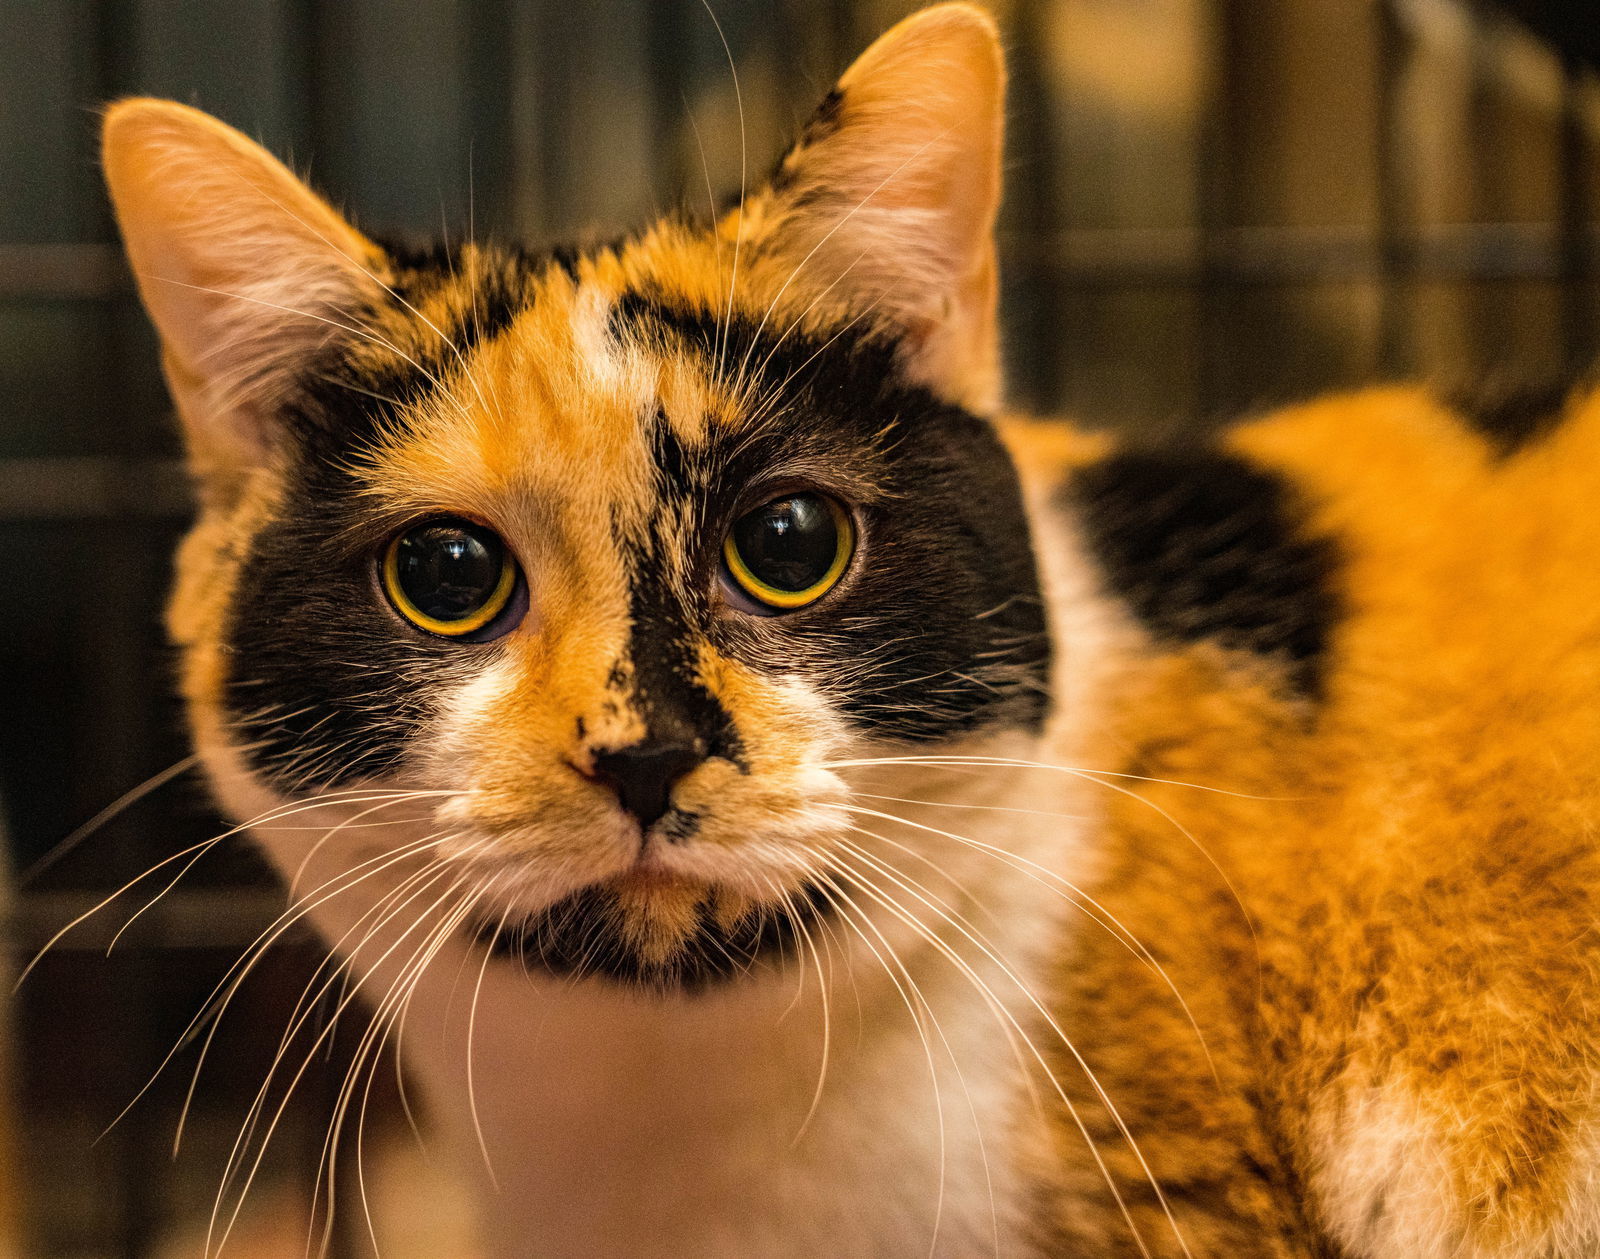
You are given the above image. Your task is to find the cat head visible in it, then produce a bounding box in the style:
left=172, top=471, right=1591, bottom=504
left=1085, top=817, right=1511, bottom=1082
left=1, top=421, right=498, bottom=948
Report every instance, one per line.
left=103, top=4, right=1052, bottom=990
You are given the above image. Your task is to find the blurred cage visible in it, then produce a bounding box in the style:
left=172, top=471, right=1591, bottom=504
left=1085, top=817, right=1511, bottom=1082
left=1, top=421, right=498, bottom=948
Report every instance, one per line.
left=2, top=0, right=1598, bottom=1254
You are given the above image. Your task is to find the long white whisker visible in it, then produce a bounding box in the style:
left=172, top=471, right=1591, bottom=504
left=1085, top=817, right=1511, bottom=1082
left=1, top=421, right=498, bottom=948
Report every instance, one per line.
left=466, top=899, right=513, bottom=1187
left=188, top=831, right=463, bottom=1173
left=765, top=876, right=832, bottom=1147
left=349, top=885, right=488, bottom=1259
left=826, top=848, right=1153, bottom=1259
left=18, top=788, right=444, bottom=990
left=699, top=0, right=745, bottom=387
left=809, top=870, right=951, bottom=1256
left=213, top=850, right=485, bottom=1259
left=20, top=754, right=198, bottom=886
left=827, top=753, right=1286, bottom=799
left=162, top=823, right=461, bottom=1153
left=835, top=754, right=1262, bottom=965
left=828, top=801, right=1217, bottom=1080
left=835, top=834, right=1190, bottom=1259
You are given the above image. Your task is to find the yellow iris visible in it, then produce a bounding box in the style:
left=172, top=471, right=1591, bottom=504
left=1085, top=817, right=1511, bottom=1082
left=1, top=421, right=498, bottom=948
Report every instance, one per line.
left=722, top=496, right=854, bottom=610
left=382, top=526, right=516, bottom=637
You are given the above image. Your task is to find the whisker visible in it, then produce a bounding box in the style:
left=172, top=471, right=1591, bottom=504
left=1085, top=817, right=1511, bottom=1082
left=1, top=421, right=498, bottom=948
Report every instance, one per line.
left=763, top=874, right=832, bottom=1148
left=833, top=835, right=1190, bottom=1259
left=466, top=898, right=513, bottom=1188
left=303, top=867, right=478, bottom=1259
left=828, top=801, right=1218, bottom=1081
left=17, top=787, right=440, bottom=991
left=827, top=753, right=1287, bottom=799
left=825, top=847, right=1154, bottom=1259
left=348, top=886, right=488, bottom=1259
left=212, top=852, right=484, bottom=1259
left=833, top=754, right=1263, bottom=967
left=849, top=789, right=1092, bottom=823
left=19, top=754, right=198, bottom=887
left=699, top=0, right=745, bottom=387
left=808, top=871, right=952, bottom=1257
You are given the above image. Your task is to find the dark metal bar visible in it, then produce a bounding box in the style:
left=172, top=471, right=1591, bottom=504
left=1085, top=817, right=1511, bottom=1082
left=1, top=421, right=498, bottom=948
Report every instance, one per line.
left=1557, top=56, right=1595, bottom=374
left=88, top=0, right=167, bottom=1246
left=0, top=244, right=128, bottom=299
left=0, top=458, right=189, bottom=521
left=466, top=0, right=517, bottom=240
left=1374, top=0, right=1410, bottom=376
left=998, top=0, right=1061, bottom=415
left=644, top=0, right=693, bottom=211
left=1197, top=0, right=1242, bottom=421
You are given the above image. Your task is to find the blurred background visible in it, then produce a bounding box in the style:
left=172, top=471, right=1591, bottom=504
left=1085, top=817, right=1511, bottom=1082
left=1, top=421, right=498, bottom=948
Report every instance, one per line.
left=3, top=0, right=1599, bottom=1254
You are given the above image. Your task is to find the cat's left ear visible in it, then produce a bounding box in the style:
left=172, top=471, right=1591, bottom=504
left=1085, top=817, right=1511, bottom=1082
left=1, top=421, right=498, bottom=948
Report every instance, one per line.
left=756, top=3, right=1005, bottom=412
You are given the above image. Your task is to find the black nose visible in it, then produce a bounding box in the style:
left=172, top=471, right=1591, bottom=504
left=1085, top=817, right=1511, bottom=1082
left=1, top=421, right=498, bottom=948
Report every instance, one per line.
left=588, top=741, right=702, bottom=830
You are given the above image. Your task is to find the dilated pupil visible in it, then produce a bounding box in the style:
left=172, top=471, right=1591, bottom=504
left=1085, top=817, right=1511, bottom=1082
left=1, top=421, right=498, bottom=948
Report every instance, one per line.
left=394, top=524, right=503, bottom=620
left=732, top=495, right=838, bottom=592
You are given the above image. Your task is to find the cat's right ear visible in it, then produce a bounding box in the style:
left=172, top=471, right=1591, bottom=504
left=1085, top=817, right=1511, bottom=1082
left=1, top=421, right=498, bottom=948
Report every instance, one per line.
left=102, top=99, right=387, bottom=496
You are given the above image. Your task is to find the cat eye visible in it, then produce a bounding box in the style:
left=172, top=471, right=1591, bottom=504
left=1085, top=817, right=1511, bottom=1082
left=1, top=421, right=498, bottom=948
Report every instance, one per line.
left=722, top=492, right=855, bottom=612
left=381, top=518, right=520, bottom=639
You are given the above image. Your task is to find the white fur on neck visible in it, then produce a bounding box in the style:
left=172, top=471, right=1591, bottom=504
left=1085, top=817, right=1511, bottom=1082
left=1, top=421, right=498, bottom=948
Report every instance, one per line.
left=210, top=730, right=1090, bottom=1259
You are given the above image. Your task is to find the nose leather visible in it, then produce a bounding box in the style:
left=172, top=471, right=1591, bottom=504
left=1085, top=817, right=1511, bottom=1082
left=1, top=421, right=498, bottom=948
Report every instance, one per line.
left=589, top=741, right=703, bottom=830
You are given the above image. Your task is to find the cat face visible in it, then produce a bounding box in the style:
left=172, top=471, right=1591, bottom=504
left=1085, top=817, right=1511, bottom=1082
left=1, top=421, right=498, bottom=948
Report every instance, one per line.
left=104, top=4, right=1048, bottom=989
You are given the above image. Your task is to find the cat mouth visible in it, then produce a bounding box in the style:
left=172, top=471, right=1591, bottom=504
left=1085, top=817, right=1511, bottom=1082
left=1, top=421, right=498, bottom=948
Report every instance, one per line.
left=472, top=872, right=835, bottom=993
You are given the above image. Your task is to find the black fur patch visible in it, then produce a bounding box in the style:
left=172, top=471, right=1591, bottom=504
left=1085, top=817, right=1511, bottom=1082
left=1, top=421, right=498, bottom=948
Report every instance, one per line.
left=224, top=467, right=457, bottom=785
left=381, top=238, right=533, bottom=352
left=617, top=536, right=749, bottom=772
left=804, top=87, right=846, bottom=142
left=614, top=291, right=1052, bottom=743
left=1443, top=377, right=1586, bottom=456
left=1067, top=450, right=1342, bottom=696
left=480, top=878, right=834, bottom=992
left=276, top=238, right=560, bottom=470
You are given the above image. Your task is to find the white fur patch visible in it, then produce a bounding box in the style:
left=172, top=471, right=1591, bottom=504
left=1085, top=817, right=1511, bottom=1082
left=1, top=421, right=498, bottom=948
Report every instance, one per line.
left=1313, top=1084, right=1466, bottom=1259
left=1312, top=1083, right=1600, bottom=1259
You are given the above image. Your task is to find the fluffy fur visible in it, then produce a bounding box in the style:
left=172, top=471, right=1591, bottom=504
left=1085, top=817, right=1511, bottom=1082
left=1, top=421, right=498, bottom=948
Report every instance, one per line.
left=102, top=5, right=1600, bottom=1256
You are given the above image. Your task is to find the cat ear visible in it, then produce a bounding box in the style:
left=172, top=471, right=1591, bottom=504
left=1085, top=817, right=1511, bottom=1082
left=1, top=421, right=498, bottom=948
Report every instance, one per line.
left=102, top=99, right=387, bottom=491
left=757, top=3, right=1005, bottom=411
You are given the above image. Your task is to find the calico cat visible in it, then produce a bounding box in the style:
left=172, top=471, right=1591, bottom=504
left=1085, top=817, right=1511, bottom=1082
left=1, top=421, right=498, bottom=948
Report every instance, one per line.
left=101, top=4, right=1600, bottom=1257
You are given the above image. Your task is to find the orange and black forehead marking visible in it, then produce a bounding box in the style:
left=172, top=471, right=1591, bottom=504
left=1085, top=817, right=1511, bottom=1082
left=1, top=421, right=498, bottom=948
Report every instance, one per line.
left=280, top=237, right=565, bottom=466
left=219, top=248, right=1051, bottom=789
left=1065, top=448, right=1344, bottom=698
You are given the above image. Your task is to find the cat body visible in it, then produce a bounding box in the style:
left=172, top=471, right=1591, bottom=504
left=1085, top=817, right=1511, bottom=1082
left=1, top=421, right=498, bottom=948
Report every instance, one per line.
left=101, top=5, right=1600, bottom=1257
left=1023, top=388, right=1600, bottom=1258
